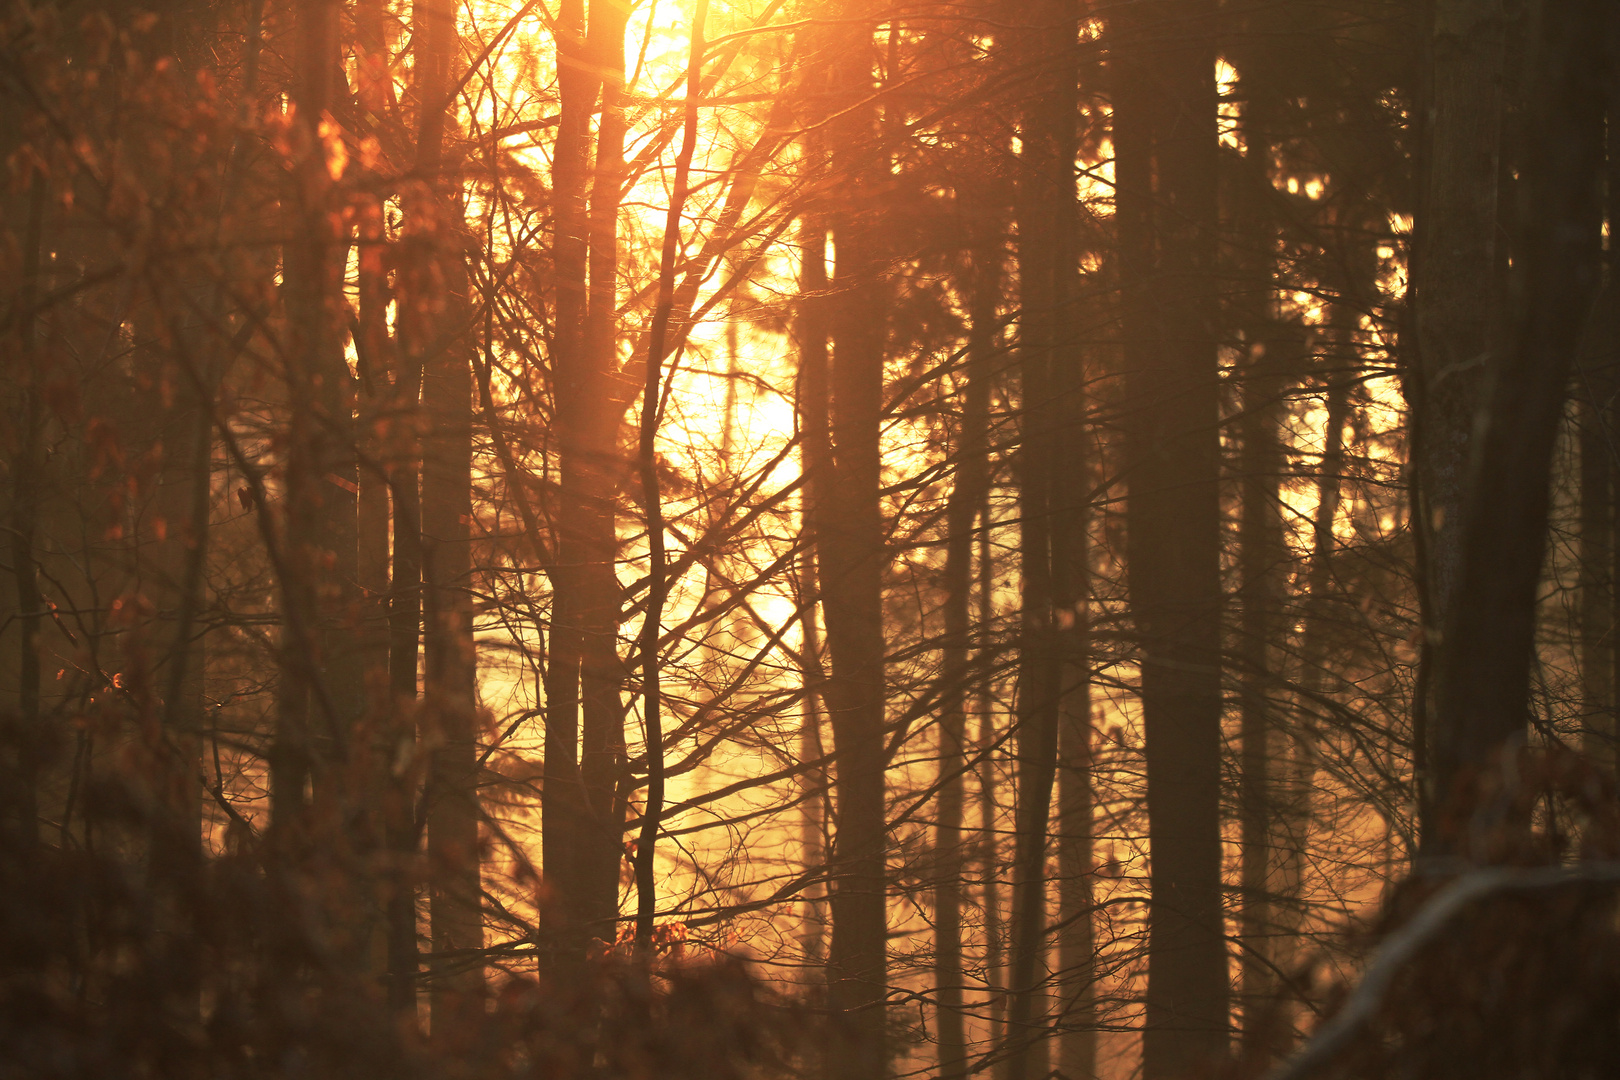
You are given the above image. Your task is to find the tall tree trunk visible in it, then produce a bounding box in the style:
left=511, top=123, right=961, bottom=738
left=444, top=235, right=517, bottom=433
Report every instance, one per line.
left=542, top=0, right=591, bottom=957
left=387, top=291, right=424, bottom=1013
left=935, top=210, right=997, bottom=1080
left=574, top=0, right=633, bottom=949
left=1430, top=0, right=1608, bottom=852
left=1229, top=76, right=1289, bottom=1056
left=353, top=0, right=398, bottom=983
left=277, top=0, right=361, bottom=832
left=412, top=0, right=484, bottom=1030
left=385, top=0, right=425, bottom=993
left=1113, top=0, right=1228, bottom=1073
left=1607, top=56, right=1620, bottom=782
left=1579, top=77, right=1620, bottom=770
left=814, top=5, right=891, bottom=1074
left=4, top=174, right=46, bottom=847
left=1408, top=0, right=1504, bottom=839
left=1236, top=329, right=1289, bottom=1059
left=978, top=500, right=1007, bottom=1080
left=797, top=209, right=833, bottom=1065
left=1005, top=3, right=1080, bottom=1075
left=544, top=0, right=632, bottom=956
left=1053, top=281, right=1094, bottom=1080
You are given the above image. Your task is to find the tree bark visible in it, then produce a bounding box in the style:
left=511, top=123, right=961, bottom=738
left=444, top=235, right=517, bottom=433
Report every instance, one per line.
left=1053, top=271, right=1094, bottom=1080
left=543, top=0, right=633, bottom=957
left=935, top=208, right=997, bottom=1080
left=978, top=491, right=1008, bottom=1079
left=1408, top=0, right=1505, bottom=839
left=1226, top=72, right=1297, bottom=1054
left=4, top=174, right=46, bottom=848
left=353, top=0, right=397, bottom=985
left=1430, top=0, right=1608, bottom=853
left=1113, top=0, right=1229, bottom=1073
left=1005, top=3, right=1080, bottom=1074
left=797, top=208, right=833, bottom=1066
left=811, top=5, right=891, bottom=1074
left=410, top=0, right=483, bottom=1030
left=277, top=0, right=362, bottom=833
left=1236, top=329, right=1290, bottom=1058
left=541, top=0, right=591, bottom=958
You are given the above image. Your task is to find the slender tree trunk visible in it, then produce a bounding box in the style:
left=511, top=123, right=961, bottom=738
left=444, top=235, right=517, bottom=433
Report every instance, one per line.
left=387, top=310, right=424, bottom=1013
left=543, top=0, right=633, bottom=956
left=576, top=0, right=633, bottom=950
left=1236, top=328, right=1289, bottom=1058
left=1113, top=0, right=1228, bottom=1073
left=542, top=0, right=591, bottom=957
left=353, top=0, right=397, bottom=982
left=815, top=5, right=891, bottom=1073
left=1053, top=291, right=1094, bottom=1080
left=797, top=210, right=833, bottom=1055
left=1408, top=0, right=1505, bottom=839
left=277, top=0, right=360, bottom=831
left=411, top=0, right=483, bottom=1030
left=1004, top=3, right=1079, bottom=1072
left=1580, top=95, right=1617, bottom=769
left=1430, top=0, right=1607, bottom=852
left=799, top=540, right=829, bottom=979
left=384, top=0, right=424, bottom=990
left=1607, top=54, right=1620, bottom=781
left=978, top=503, right=1007, bottom=1080
left=5, top=175, right=46, bottom=847
left=1229, top=71, right=1278, bottom=1059
left=1010, top=7, right=1084, bottom=1078
left=935, top=211, right=996, bottom=1080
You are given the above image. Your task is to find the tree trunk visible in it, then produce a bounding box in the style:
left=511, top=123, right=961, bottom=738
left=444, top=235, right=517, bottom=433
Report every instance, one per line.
left=387, top=293, right=424, bottom=1014
left=813, top=5, right=891, bottom=1074
left=797, top=209, right=833, bottom=1065
left=277, top=0, right=361, bottom=833
left=1430, top=0, right=1607, bottom=853
left=353, top=0, right=397, bottom=984
left=410, top=0, right=484, bottom=1031
left=1225, top=60, right=1285, bottom=1061
left=574, top=0, right=633, bottom=949
left=978, top=498, right=1007, bottom=1080
left=541, top=0, right=591, bottom=958
left=543, top=0, right=632, bottom=957
left=935, top=209, right=997, bottom=1080
left=1113, top=0, right=1228, bottom=1073
left=4, top=174, right=46, bottom=847
left=1408, top=0, right=1505, bottom=838
left=1579, top=81, right=1620, bottom=771
left=1236, top=329, right=1290, bottom=1059
left=1005, top=2, right=1080, bottom=1074
left=1053, top=276, right=1094, bottom=1080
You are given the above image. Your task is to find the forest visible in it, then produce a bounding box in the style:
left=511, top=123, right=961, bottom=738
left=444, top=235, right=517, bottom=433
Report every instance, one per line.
left=2, top=0, right=1618, bottom=1076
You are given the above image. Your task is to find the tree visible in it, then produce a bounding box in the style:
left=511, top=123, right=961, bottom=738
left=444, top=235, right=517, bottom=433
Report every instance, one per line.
left=810, top=2, right=892, bottom=1072
left=1427, top=0, right=1609, bottom=852
left=1112, top=0, right=1229, bottom=1073
left=1406, top=0, right=1507, bottom=842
